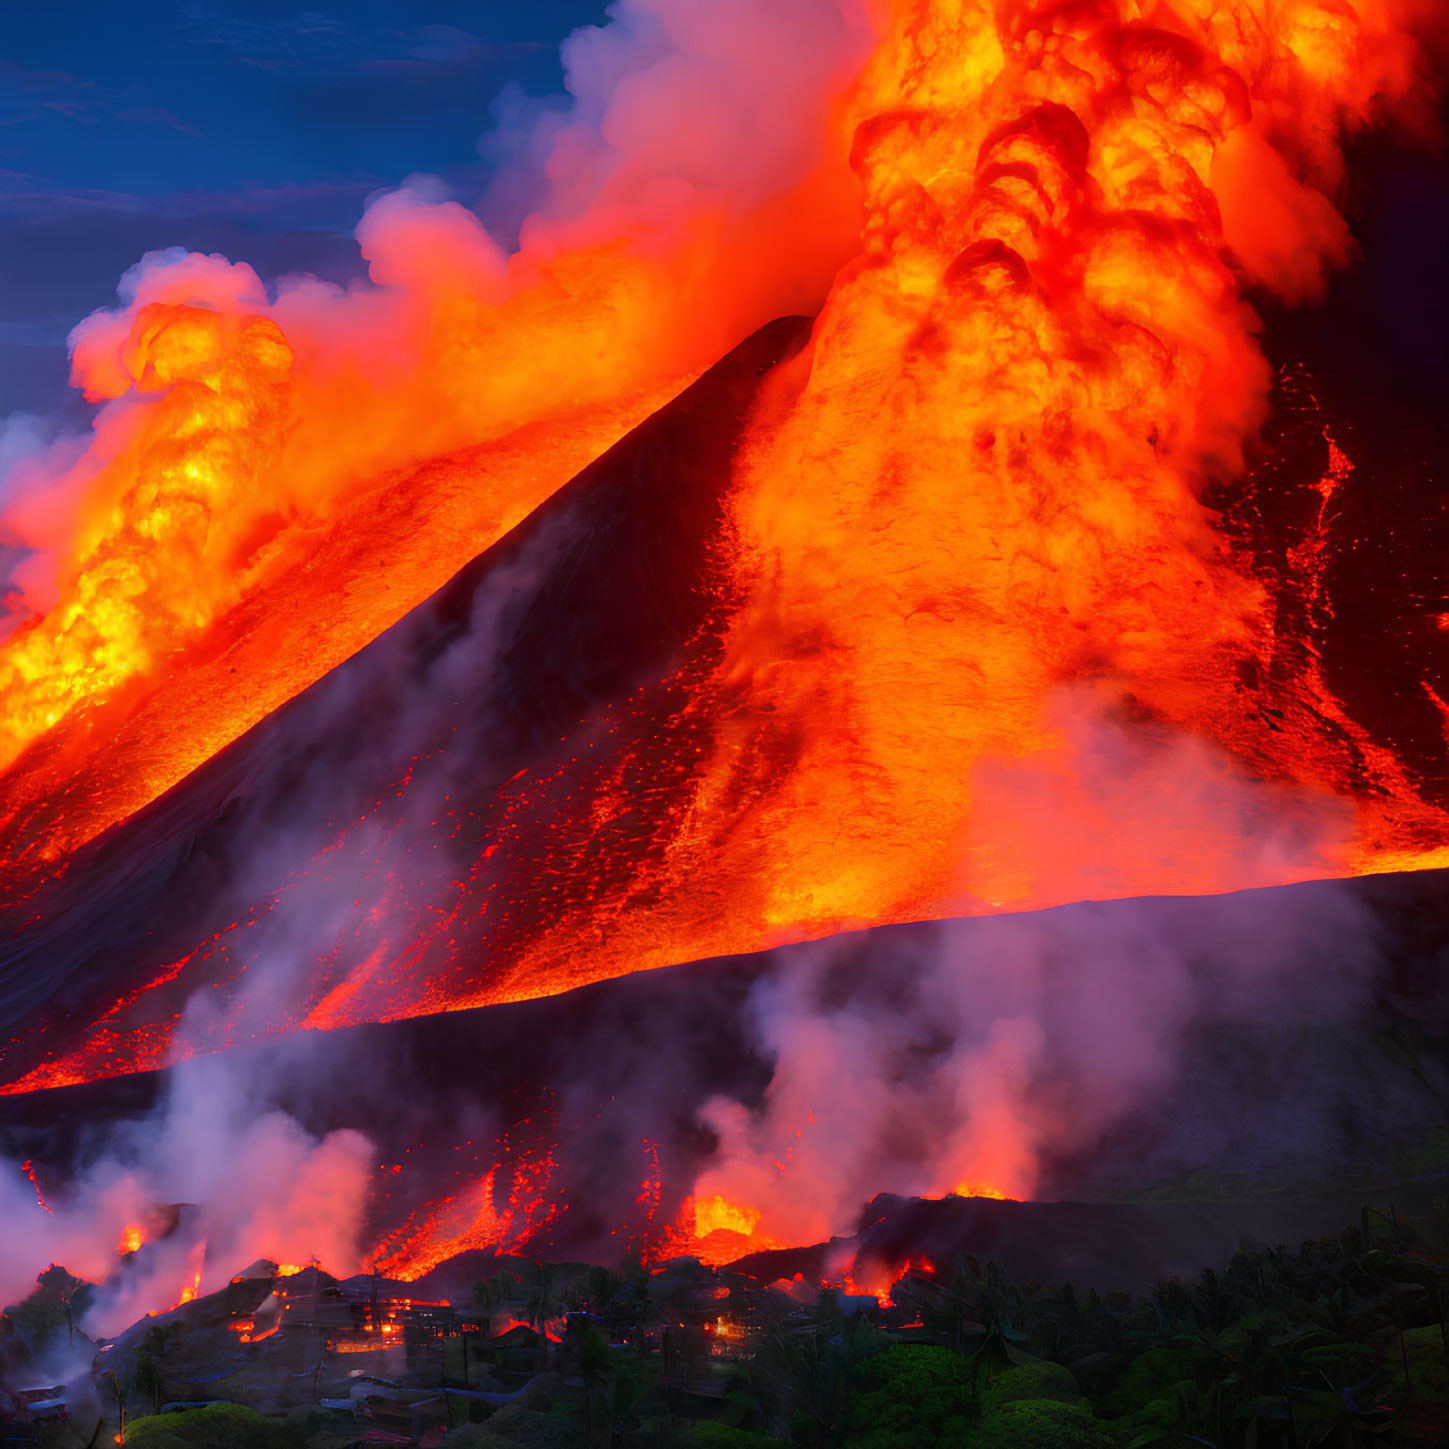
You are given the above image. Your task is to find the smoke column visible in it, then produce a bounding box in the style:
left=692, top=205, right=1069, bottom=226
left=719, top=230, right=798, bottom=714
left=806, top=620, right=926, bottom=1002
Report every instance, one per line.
left=648, top=0, right=1446, bottom=953
left=691, top=874, right=1382, bottom=1253
left=0, top=1049, right=373, bottom=1336
left=0, top=0, right=874, bottom=781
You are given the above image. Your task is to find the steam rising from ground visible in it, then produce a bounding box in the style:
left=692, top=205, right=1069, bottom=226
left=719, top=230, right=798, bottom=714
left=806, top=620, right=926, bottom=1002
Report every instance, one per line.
left=0, top=1050, right=373, bottom=1337
left=694, top=851, right=1379, bottom=1250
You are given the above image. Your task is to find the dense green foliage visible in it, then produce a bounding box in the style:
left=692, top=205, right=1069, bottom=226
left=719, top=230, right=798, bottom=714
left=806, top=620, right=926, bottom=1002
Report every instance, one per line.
left=838, top=1354, right=1109, bottom=1449
left=63, top=1203, right=1449, bottom=1449
left=124, top=1401, right=306, bottom=1448
left=693, top=1426, right=782, bottom=1449
left=844, top=1344, right=978, bottom=1447
left=971, top=1399, right=1114, bottom=1449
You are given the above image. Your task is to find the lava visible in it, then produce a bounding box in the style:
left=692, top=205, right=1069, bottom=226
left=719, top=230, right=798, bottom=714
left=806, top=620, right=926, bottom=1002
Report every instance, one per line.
left=0, top=367, right=681, bottom=883
left=370, top=1118, right=562, bottom=1281
left=0, top=0, right=873, bottom=876
left=2, top=0, right=1445, bottom=1093
left=660, top=0, right=1448, bottom=952
left=0, top=0, right=1445, bottom=1298
left=679, top=1195, right=786, bottom=1269
left=21, top=1158, right=52, bottom=1215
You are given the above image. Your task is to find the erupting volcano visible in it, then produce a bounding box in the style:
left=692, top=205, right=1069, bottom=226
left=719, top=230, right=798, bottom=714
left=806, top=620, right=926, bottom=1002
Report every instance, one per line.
left=3, top=0, right=1449, bottom=1375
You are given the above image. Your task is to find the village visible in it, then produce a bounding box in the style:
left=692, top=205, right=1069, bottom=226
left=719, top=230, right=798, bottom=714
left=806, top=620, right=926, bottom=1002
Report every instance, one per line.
left=0, top=1246, right=927, bottom=1448
left=11, top=1202, right=1449, bottom=1447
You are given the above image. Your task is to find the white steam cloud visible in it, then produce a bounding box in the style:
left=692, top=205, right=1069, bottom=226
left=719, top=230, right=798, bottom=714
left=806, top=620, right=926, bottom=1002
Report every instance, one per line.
left=1, top=1049, right=373, bottom=1337
left=693, top=753, right=1376, bottom=1249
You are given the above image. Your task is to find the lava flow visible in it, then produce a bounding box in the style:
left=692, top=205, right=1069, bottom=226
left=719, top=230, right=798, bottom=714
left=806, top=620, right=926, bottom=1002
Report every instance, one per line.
left=1, top=0, right=1445, bottom=1100
left=0, top=0, right=871, bottom=878
left=661, top=0, right=1449, bottom=942
left=0, top=0, right=1446, bottom=1304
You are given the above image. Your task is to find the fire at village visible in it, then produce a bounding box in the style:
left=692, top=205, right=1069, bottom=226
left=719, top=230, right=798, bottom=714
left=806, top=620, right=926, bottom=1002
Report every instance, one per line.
left=3, top=0, right=1449, bottom=1444
left=12, top=1200, right=1449, bottom=1448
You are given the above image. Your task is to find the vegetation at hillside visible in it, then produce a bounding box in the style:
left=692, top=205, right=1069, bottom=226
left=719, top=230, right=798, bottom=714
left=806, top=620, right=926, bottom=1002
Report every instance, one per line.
left=9, top=1204, right=1449, bottom=1447
left=436, top=1200, right=1449, bottom=1448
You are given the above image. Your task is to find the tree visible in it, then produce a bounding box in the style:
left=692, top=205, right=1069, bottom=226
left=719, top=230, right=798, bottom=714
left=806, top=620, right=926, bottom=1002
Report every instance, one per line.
left=577, top=1323, right=660, bottom=1448
left=754, top=1316, right=877, bottom=1446
left=132, top=1322, right=186, bottom=1415
left=843, top=1344, right=978, bottom=1449
left=530, top=1260, right=558, bottom=1371
left=122, top=1402, right=305, bottom=1448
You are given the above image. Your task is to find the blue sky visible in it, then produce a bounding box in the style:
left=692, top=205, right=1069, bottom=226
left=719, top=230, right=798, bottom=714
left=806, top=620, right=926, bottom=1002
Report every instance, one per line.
left=0, top=1, right=607, bottom=416
left=2, top=2, right=1445, bottom=428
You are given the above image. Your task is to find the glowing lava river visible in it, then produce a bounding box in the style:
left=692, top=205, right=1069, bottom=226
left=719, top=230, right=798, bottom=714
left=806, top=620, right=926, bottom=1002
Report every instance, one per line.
left=2, top=0, right=1448, bottom=1323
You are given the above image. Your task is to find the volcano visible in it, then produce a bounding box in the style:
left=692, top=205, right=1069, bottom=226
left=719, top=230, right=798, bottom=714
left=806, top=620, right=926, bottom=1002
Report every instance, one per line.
left=6, top=864, right=1449, bottom=1291
left=0, top=317, right=812, bottom=1094
left=4, top=278, right=1449, bottom=1291
left=2, top=0, right=1448, bottom=1364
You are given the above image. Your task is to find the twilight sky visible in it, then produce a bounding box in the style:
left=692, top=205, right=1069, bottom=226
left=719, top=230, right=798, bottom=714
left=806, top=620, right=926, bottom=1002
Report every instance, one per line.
left=0, top=1, right=608, bottom=417
left=2, top=2, right=1445, bottom=430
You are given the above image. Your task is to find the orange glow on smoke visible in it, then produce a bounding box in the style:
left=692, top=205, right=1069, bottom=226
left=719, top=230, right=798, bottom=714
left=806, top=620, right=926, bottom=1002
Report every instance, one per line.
left=0, top=14, right=869, bottom=872
left=0, top=307, right=292, bottom=769
left=0, top=336, right=679, bottom=877
left=1, top=0, right=1447, bottom=1282
left=645, top=0, right=1447, bottom=959
left=117, top=1224, right=144, bottom=1255
left=147, top=1238, right=206, bottom=1316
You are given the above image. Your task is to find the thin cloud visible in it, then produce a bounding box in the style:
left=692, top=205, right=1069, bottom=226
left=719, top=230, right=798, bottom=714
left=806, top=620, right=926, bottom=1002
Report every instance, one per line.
left=0, top=59, right=90, bottom=93
left=179, top=6, right=360, bottom=66
left=117, top=108, right=203, bottom=138
left=40, top=100, right=98, bottom=123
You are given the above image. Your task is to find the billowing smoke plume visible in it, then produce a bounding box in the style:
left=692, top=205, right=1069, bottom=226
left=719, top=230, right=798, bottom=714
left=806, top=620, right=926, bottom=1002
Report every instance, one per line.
left=656, top=0, right=1447, bottom=956
left=1, top=1049, right=373, bottom=1337
left=0, top=0, right=874, bottom=773
left=692, top=864, right=1381, bottom=1250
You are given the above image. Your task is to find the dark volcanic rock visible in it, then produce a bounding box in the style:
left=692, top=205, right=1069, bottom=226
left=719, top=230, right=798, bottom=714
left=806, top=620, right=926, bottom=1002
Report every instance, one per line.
left=0, top=316, right=812, bottom=1088
left=5, top=866, right=1449, bottom=1272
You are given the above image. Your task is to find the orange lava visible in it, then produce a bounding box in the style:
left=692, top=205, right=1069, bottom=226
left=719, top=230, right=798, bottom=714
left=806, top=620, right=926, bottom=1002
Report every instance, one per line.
left=644, top=0, right=1447, bottom=958
left=147, top=1238, right=206, bottom=1316
left=0, top=22, right=868, bottom=877
left=21, top=1158, right=52, bottom=1215
left=0, top=371, right=681, bottom=883
left=953, top=1183, right=1012, bottom=1203
left=1, top=0, right=1447, bottom=1284
left=676, top=1194, right=786, bottom=1268
left=693, top=1193, right=762, bottom=1240
left=370, top=1130, right=560, bottom=1281
left=842, top=1257, right=938, bottom=1309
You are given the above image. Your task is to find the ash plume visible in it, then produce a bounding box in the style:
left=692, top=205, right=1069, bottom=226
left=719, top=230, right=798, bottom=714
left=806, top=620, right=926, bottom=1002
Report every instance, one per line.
left=0, top=0, right=873, bottom=775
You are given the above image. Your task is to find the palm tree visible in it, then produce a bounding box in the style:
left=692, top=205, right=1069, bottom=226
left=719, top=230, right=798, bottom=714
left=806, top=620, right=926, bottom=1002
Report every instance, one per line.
left=531, top=1260, right=557, bottom=1371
